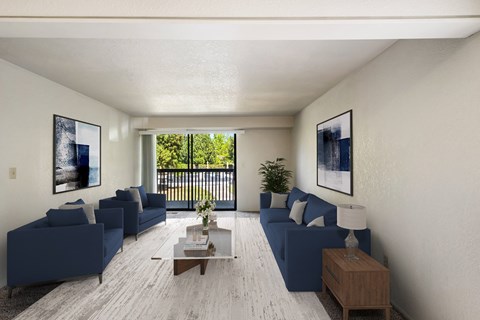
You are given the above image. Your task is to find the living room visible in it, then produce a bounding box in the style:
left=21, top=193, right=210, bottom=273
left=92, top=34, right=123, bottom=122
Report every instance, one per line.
left=1, top=2, right=480, bottom=320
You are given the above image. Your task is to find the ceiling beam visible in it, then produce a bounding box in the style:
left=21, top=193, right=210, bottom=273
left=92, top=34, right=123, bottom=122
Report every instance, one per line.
left=1, top=17, right=480, bottom=40
left=133, top=116, right=295, bottom=130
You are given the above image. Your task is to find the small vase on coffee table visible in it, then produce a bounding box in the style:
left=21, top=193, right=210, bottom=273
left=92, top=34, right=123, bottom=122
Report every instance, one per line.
left=202, top=216, right=209, bottom=234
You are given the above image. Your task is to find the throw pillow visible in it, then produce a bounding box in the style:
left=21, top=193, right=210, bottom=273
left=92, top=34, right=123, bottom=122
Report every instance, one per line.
left=306, top=216, right=325, bottom=227
left=270, top=193, right=288, bottom=208
left=116, top=189, right=134, bottom=201
left=131, top=185, right=149, bottom=208
left=287, top=187, right=308, bottom=209
left=59, top=203, right=96, bottom=224
left=302, top=194, right=337, bottom=226
left=289, top=200, right=307, bottom=225
left=125, top=187, right=144, bottom=213
left=46, top=208, right=89, bottom=227
left=65, top=199, right=85, bottom=205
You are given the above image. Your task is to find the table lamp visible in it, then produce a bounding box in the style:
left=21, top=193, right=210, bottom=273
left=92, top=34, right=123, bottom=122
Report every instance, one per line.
left=337, top=204, right=367, bottom=260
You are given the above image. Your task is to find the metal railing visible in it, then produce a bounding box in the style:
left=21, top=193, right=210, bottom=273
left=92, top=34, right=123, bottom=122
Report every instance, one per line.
left=157, top=168, right=235, bottom=209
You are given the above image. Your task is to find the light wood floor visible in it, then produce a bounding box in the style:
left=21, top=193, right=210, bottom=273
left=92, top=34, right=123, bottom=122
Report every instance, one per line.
left=14, top=212, right=330, bottom=320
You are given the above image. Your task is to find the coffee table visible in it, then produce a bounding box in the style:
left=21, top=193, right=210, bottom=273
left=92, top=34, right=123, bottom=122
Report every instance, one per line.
left=151, top=215, right=236, bottom=275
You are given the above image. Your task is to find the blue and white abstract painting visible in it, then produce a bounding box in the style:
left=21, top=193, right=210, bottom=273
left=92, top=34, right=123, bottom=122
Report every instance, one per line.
left=317, top=110, right=352, bottom=195
left=54, top=115, right=101, bottom=193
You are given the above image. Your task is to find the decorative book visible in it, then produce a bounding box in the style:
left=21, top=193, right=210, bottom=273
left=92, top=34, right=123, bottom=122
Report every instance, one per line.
left=184, top=234, right=209, bottom=250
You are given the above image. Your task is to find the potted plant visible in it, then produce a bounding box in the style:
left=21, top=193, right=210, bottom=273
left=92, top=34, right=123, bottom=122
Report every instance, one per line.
left=258, top=158, right=292, bottom=193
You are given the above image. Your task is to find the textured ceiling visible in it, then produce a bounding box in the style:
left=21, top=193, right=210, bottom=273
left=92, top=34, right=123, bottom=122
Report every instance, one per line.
left=0, top=38, right=395, bottom=116
left=1, top=0, right=479, bottom=117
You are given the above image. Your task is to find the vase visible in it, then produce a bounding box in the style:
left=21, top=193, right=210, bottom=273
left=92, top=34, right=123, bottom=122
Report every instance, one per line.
left=202, top=216, right=209, bottom=231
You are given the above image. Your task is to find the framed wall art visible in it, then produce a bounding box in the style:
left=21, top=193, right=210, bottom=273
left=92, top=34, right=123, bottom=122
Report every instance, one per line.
left=316, top=110, right=353, bottom=195
left=54, top=114, right=101, bottom=194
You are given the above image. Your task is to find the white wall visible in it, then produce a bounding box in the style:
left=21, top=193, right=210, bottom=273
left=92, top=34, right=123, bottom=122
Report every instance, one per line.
left=237, top=129, right=292, bottom=211
left=135, top=116, right=294, bottom=212
left=0, top=59, right=139, bottom=287
left=293, top=33, right=480, bottom=319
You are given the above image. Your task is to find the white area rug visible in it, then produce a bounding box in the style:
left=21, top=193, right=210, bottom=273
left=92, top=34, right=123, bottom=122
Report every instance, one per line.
left=14, top=213, right=330, bottom=320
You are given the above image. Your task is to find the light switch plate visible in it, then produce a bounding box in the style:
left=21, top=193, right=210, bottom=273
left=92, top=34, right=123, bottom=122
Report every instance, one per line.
left=9, top=167, right=16, bottom=179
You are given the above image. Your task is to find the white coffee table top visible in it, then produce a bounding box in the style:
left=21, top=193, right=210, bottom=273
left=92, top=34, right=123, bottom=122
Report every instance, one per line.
left=152, top=214, right=236, bottom=261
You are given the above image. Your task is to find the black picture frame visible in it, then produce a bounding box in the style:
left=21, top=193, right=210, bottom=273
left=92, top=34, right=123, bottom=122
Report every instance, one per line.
left=316, top=110, right=353, bottom=196
left=53, top=114, right=101, bottom=194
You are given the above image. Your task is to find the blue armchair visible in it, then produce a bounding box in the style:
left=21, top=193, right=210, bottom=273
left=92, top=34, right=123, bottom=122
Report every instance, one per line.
left=99, top=192, right=166, bottom=240
left=7, top=208, right=124, bottom=298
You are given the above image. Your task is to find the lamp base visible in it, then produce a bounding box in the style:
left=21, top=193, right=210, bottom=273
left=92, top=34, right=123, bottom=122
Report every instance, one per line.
left=344, top=229, right=360, bottom=260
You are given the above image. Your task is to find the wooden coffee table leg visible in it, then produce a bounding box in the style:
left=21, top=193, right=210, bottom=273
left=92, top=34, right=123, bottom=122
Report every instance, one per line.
left=174, top=259, right=209, bottom=275
left=200, top=259, right=209, bottom=275
left=343, top=308, right=349, bottom=320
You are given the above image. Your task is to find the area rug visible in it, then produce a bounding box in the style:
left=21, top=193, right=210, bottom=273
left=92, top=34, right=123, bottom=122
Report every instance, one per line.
left=1, top=284, right=407, bottom=320
left=0, top=284, right=59, bottom=320
left=3, top=213, right=330, bottom=320
left=1, top=213, right=405, bottom=320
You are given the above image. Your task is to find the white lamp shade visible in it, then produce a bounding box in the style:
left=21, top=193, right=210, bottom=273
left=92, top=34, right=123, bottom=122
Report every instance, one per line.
left=337, top=204, right=367, bottom=230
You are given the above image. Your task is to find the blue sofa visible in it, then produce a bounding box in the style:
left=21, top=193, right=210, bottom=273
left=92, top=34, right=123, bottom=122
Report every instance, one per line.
left=7, top=208, right=124, bottom=298
left=99, top=192, right=166, bottom=240
left=260, top=187, right=371, bottom=291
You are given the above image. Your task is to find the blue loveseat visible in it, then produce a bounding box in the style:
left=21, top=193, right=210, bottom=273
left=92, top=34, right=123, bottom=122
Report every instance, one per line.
left=99, top=190, right=166, bottom=240
left=260, top=187, right=371, bottom=291
left=7, top=207, right=124, bottom=298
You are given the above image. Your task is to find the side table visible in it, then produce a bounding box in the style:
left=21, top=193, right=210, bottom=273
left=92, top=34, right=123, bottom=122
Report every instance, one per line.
left=322, top=248, right=391, bottom=320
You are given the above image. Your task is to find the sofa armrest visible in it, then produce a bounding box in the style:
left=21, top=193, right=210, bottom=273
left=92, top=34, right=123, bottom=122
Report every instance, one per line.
left=286, top=226, right=348, bottom=256
left=147, top=193, right=166, bottom=208
left=7, top=223, right=104, bottom=287
left=285, top=226, right=371, bottom=261
left=95, top=208, right=123, bottom=230
left=260, top=193, right=272, bottom=209
left=99, top=198, right=138, bottom=214
left=283, top=226, right=371, bottom=291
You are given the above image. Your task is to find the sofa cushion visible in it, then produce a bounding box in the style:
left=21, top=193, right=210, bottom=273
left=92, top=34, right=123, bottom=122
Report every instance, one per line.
left=35, top=219, right=50, bottom=229
left=125, top=188, right=144, bottom=213
left=261, top=208, right=291, bottom=224
left=287, top=187, right=308, bottom=209
left=46, top=208, right=89, bottom=227
left=303, top=194, right=337, bottom=226
left=139, top=207, right=164, bottom=224
left=59, top=203, right=96, bottom=224
left=289, top=200, right=307, bottom=225
left=116, top=189, right=134, bottom=201
left=132, top=185, right=149, bottom=208
left=103, top=228, right=123, bottom=257
left=270, top=193, right=288, bottom=208
left=65, top=199, right=85, bottom=205
left=306, top=216, right=325, bottom=227
left=266, top=222, right=305, bottom=260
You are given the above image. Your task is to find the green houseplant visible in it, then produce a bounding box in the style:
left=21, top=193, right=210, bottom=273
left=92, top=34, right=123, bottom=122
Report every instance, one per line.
left=258, top=158, right=293, bottom=193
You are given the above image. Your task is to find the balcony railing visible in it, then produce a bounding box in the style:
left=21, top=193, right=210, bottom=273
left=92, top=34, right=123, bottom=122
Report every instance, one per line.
left=157, top=168, right=235, bottom=210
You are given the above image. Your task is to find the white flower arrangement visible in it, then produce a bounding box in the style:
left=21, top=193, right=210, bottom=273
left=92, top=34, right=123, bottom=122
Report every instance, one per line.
left=195, top=199, right=216, bottom=219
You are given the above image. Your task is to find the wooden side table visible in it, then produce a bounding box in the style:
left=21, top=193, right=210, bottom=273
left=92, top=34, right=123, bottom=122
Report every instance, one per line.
left=322, top=248, right=392, bottom=320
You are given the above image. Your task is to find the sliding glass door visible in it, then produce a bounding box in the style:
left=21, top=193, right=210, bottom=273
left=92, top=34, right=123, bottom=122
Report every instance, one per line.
left=157, top=133, right=236, bottom=210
